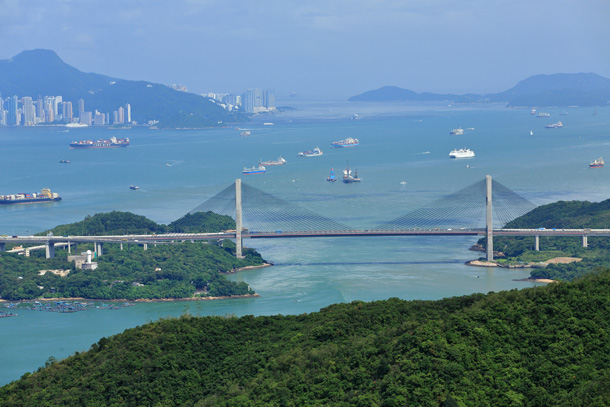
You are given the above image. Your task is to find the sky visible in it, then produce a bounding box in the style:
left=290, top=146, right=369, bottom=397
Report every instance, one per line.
left=1, top=0, right=609, bottom=98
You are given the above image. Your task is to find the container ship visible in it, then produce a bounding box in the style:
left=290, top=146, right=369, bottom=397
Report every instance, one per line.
left=69, top=137, right=129, bottom=148
left=0, top=188, right=62, bottom=205
left=331, top=138, right=359, bottom=148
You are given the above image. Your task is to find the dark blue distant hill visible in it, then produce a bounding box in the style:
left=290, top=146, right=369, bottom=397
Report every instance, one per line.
left=350, top=73, right=610, bottom=107
left=0, top=49, right=244, bottom=128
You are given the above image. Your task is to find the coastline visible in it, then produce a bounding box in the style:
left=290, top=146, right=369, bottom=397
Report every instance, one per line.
left=0, top=293, right=261, bottom=304
left=512, top=278, right=559, bottom=284
left=223, top=262, right=273, bottom=274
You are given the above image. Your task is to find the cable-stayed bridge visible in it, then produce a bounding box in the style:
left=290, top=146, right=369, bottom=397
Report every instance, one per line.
left=1, top=176, right=606, bottom=261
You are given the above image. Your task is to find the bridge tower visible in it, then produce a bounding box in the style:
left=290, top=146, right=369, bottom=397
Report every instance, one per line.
left=486, top=175, right=493, bottom=261
left=235, top=179, right=244, bottom=259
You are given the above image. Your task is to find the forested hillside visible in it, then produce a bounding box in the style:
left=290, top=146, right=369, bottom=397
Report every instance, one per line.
left=478, top=199, right=610, bottom=281
left=2, top=271, right=610, bottom=406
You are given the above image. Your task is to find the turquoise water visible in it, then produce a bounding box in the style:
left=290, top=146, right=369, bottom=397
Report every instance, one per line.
left=0, top=101, right=608, bottom=385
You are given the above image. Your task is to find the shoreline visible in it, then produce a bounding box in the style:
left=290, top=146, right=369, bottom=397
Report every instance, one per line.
left=0, top=293, right=261, bottom=304
left=512, top=278, right=559, bottom=284
left=223, top=262, right=273, bottom=274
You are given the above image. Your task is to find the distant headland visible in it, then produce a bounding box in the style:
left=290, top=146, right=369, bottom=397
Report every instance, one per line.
left=349, top=73, right=610, bottom=107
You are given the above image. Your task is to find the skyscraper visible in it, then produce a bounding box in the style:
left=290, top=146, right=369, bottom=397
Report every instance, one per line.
left=62, top=101, right=73, bottom=123
left=6, top=96, right=18, bottom=126
left=22, top=97, right=35, bottom=126
left=125, top=104, right=131, bottom=123
left=78, top=99, right=85, bottom=119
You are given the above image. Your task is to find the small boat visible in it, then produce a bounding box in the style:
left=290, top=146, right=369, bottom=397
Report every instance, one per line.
left=400, top=181, right=407, bottom=185
left=129, top=185, right=140, bottom=190
left=531, top=108, right=537, bottom=115
left=263, top=122, right=274, bottom=126
left=240, top=130, right=250, bottom=137
left=449, top=148, right=475, bottom=159
left=260, top=156, right=286, bottom=166
left=331, top=137, right=359, bottom=148
left=422, top=151, right=430, bottom=154
left=537, top=112, right=550, bottom=118
left=298, top=147, right=323, bottom=157
left=545, top=121, right=563, bottom=128
left=590, top=157, right=604, bottom=168
left=327, top=167, right=337, bottom=182
left=450, top=128, right=464, bottom=135
left=242, top=164, right=266, bottom=175
left=530, top=130, right=534, bottom=136
left=59, top=160, right=70, bottom=164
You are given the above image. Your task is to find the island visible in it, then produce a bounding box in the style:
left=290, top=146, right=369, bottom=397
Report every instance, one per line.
left=0, top=211, right=267, bottom=301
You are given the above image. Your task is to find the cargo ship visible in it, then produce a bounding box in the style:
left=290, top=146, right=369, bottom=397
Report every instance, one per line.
left=590, top=157, right=604, bottom=168
left=545, top=121, right=563, bottom=129
left=260, top=156, right=286, bottom=165
left=69, top=137, right=129, bottom=148
left=450, top=128, right=464, bottom=135
left=0, top=188, right=62, bottom=205
left=331, top=138, right=359, bottom=148
left=242, top=164, right=266, bottom=175
left=298, top=147, right=323, bottom=157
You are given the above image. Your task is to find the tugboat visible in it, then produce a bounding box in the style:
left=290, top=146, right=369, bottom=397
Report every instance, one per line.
left=129, top=185, right=140, bottom=190
left=590, top=157, right=604, bottom=168
left=326, top=167, right=337, bottom=182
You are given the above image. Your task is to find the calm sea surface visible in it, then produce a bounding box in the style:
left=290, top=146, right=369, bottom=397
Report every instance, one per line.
left=0, top=100, right=608, bottom=385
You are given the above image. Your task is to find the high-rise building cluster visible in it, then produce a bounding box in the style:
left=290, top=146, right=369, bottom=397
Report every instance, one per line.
left=204, top=88, right=275, bottom=113
left=0, top=95, right=132, bottom=127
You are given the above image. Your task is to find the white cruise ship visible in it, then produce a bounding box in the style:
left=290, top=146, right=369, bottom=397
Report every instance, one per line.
left=449, top=148, right=475, bottom=159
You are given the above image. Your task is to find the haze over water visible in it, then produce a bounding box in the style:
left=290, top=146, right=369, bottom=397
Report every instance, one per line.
left=0, top=100, right=608, bottom=385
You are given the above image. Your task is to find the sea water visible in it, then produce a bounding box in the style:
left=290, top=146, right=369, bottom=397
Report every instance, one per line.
left=0, top=100, right=608, bottom=385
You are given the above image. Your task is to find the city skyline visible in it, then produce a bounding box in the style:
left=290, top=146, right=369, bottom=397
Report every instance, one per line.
left=1, top=0, right=608, bottom=98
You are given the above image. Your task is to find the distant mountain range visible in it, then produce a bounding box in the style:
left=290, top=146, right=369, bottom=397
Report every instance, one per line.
left=349, top=73, right=610, bottom=107
left=0, top=49, right=243, bottom=128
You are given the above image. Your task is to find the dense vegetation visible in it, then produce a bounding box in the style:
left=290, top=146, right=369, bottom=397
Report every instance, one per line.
left=40, top=211, right=236, bottom=236
left=3, top=271, right=610, bottom=406
left=1, top=211, right=260, bottom=300
left=479, top=199, right=610, bottom=281
left=0, top=241, right=261, bottom=301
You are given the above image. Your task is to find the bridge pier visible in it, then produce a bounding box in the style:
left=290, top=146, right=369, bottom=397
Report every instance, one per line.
left=95, top=242, right=104, bottom=257
left=45, top=242, right=55, bottom=259
left=583, top=235, right=588, bottom=248
left=235, top=178, right=244, bottom=259
left=535, top=235, right=539, bottom=251
left=485, top=175, right=493, bottom=261
left=143, top=243, right=148, bottom=250
left=0, top=242, right=4, bottom=252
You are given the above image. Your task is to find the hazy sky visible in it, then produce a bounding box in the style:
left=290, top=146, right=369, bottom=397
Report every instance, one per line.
left=1, top=0, right=609, bottom=98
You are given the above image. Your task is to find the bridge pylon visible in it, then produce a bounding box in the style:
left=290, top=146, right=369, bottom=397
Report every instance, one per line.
left=486, top=175, right=493, bottom=261
left=235, top=179, right=244, bottom=259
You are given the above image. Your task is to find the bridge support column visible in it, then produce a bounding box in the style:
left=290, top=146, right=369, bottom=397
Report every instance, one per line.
left=485, top=175, right=493, bottom=262
left=46, top=242, right=55, bottom=259
left=583, top=235, right=588, bottom=248
left=235, top=178, right=244, bottom=259
left=120, top=242, right=123, bottom=250
left=0, top=242, right=4, bottom=252
left=535, top=235, right=539, bottom=251
left=67, top=242, right=71, bottom=254
left=143, top=243, right=148, bottom=251
left=95, top=242, right=104, bottom=257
